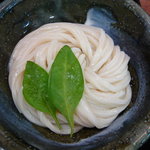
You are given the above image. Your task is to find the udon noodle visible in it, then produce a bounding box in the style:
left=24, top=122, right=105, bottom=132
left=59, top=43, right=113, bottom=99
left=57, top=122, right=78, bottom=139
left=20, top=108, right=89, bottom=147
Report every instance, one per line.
left=9, top=23, right=131, bottom=134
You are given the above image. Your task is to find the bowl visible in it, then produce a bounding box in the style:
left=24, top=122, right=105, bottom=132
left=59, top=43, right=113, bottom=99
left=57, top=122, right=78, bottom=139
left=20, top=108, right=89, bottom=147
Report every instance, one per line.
left=0, top=0, right=150, bottom=149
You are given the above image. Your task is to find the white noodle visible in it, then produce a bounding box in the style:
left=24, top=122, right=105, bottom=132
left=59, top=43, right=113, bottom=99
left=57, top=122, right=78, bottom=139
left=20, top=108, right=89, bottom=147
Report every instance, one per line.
left=8, top=23, right=132, bottom=134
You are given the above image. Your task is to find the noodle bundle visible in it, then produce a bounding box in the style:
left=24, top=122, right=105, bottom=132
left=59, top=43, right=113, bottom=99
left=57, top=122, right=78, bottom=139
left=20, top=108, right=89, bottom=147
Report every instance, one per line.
left=9, top=23, right=131, bottom=134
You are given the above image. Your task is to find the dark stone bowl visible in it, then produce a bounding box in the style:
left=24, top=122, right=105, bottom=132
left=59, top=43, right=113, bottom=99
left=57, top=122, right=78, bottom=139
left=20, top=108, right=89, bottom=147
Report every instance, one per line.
left=0, top=0, right=150, bottom=150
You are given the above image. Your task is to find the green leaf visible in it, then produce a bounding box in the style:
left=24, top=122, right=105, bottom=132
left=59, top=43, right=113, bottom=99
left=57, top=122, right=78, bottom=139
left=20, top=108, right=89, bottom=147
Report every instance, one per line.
left=23, top=61, right=60, bottom=128
left=48, top=45, right=84, bottom=135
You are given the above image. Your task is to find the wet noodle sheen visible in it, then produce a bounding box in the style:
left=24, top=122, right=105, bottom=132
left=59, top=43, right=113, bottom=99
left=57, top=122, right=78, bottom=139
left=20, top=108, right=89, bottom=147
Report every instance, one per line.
left=9, top=23, right=131, bottom=134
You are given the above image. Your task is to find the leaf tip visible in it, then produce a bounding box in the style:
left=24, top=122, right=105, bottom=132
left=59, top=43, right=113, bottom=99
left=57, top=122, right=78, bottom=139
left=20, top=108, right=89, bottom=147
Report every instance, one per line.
left=55, top=116, right=62, bottom=130
left=70, top=126, right=74, bottom=137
